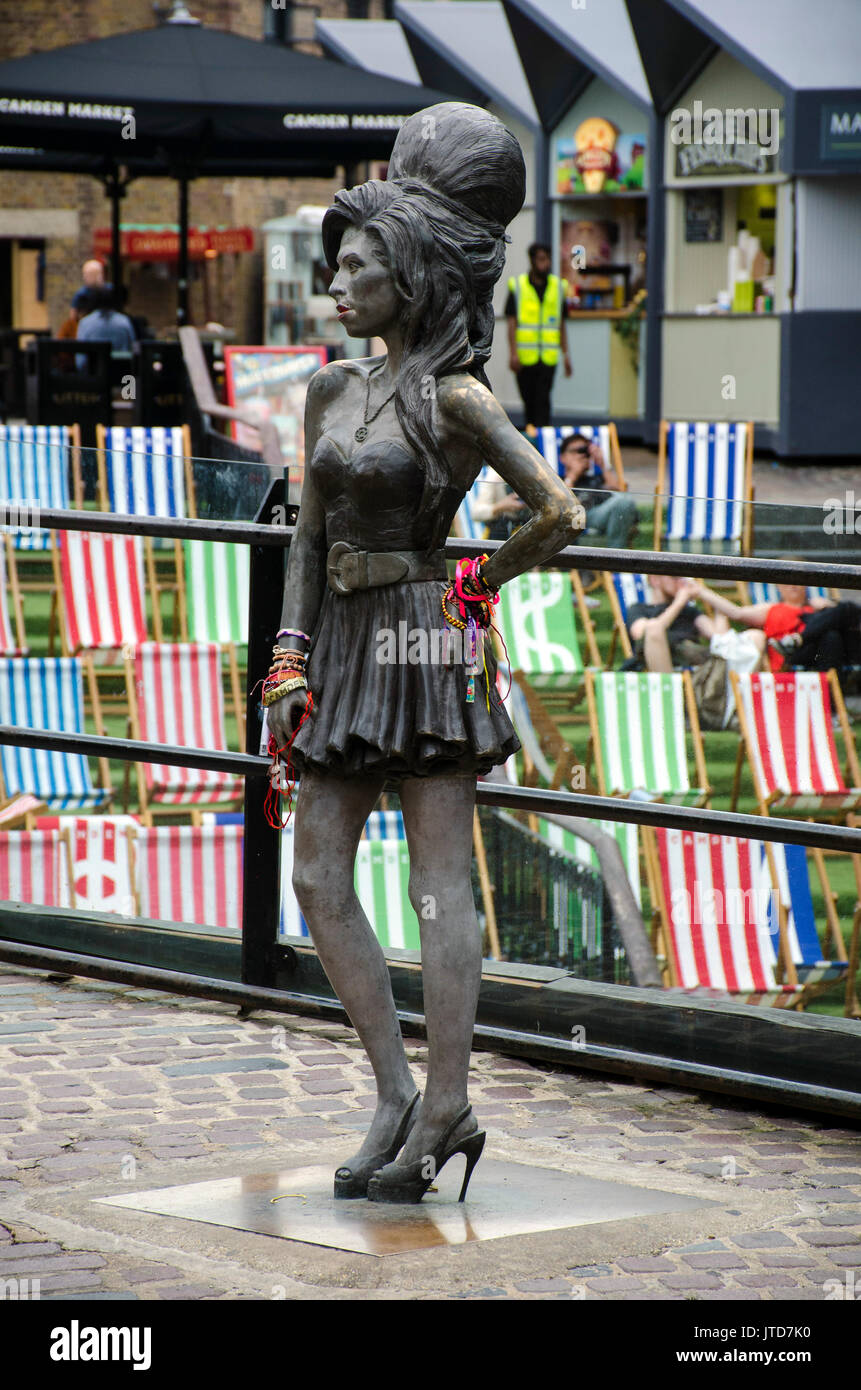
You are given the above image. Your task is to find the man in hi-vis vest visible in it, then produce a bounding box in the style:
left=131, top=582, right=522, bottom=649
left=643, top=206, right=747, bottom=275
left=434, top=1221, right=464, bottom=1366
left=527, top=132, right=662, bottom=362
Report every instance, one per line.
left=505, top=243, right=571, bottom=430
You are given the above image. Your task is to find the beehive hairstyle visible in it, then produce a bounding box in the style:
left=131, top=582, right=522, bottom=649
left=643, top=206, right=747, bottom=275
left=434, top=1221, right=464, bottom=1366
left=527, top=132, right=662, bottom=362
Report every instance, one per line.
left=322, top=102, right=526, bottom=548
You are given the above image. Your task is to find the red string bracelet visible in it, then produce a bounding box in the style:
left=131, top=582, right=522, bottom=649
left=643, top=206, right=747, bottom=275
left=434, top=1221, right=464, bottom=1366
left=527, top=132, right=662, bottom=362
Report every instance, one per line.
left=264, top=690, right=314, bottom=830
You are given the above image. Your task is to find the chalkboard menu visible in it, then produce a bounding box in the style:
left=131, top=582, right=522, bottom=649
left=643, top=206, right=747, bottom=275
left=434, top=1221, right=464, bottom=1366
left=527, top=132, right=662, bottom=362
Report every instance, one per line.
left=684, top=189, right=723, bottom=243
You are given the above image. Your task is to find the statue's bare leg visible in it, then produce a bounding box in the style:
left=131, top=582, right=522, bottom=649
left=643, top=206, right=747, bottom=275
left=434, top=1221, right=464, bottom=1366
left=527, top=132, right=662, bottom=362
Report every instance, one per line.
left=394, top=771, right=483, bottom=1162
left=292, top=767, right=417, bottom=1158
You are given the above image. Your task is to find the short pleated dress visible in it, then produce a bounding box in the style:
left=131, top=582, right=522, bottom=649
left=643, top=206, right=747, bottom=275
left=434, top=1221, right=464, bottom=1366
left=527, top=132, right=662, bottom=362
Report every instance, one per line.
left=288, top=433, right=520, bottom=781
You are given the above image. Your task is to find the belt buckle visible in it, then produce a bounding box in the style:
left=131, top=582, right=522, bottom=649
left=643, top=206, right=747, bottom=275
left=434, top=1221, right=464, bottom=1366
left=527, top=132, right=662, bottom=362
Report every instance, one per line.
left=327, top=541, right=364, bottom=595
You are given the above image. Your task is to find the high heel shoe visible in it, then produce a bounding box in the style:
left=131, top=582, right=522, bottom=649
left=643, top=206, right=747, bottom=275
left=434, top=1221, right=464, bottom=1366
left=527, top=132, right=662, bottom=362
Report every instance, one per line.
left=333, top=1091, right=420, bottom=1199
left=366, top=1105, right=486, bottom=1205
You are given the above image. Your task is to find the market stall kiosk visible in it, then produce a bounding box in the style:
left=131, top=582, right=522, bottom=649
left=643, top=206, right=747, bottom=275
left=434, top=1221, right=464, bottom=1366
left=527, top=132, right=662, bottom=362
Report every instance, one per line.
left=549, top=81, right=649, bottom=425
left=661, top=51, right=786, bottom=442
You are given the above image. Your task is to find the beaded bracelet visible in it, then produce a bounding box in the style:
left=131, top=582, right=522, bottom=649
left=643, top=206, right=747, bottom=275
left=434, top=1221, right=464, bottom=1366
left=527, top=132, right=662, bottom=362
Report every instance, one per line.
left=277, top=627, right=311, bottom=644
left=263, top=673, right=308, bottom=706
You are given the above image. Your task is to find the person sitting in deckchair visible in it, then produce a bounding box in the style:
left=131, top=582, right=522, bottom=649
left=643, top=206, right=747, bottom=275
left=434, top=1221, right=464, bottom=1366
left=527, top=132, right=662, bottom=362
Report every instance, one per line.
left=626, top=574, right=725, bottom=673
left=685, top=575, right=861, bottom=693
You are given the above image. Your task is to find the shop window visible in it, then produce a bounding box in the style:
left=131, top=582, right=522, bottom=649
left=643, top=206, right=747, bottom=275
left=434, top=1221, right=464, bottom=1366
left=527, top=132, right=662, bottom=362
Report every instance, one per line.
left=264, top=0, right=320, bottom=46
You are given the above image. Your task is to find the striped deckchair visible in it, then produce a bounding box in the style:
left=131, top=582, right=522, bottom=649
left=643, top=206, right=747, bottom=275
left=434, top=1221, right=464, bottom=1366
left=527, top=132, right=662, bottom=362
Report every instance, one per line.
left=132, top=823, right=243, bottom=930
left=0, top=657, right=112, bottom=811
left=534, top=424, right=626, bottom=488
left=0, top=794, right=45, bottom=829
left=453, top=464, right=492, bottom=542
left=354, top=836, right=419, bottom=950
left=495, top=570, right=600, bottom=693
left=277, top=815, right=419, bottom=949
left=0, top=424, right=79, bottom=553
left=602, top=570, right=651, bottom=662
left=183, top=538, right=249, bottom=742
left=499, top=669, right=643, bottom=905
left=585, top=670, right=710, bottom=805
left=96, top=425, right=194, bottom=641
left=97, top=425, right=194, bottom=519
left=729, top=670, right=861, bottom=818
left=654, top=421, right=754, bottom=557
left=54, top=530, right=147, bottom=663
left=0, top=535, right=26, bottom=655
left=764, top=840, right=849, bottom=996
left=541, top=816, right=642, bottom=910
left=743, top=581, right=837, bottom=606
left=36, top=814, right=138, bottom=917
left=645, top=826, right=803, bottom=1005
left=0, top=827, right=72, bottom=909
left=125, top=643, right=244, bottom=823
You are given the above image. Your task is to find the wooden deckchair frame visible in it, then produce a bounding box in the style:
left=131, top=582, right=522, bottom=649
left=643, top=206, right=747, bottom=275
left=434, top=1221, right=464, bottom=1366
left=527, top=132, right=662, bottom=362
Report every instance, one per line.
left=96, top=424, right=194, bottom=644
left=601, top=569, right=635, bottom=664
left=653, top=419, right=755, bottom=566
left=2, top=534, right=27, bottom=655
left=584, top=668, right=711, bottom=806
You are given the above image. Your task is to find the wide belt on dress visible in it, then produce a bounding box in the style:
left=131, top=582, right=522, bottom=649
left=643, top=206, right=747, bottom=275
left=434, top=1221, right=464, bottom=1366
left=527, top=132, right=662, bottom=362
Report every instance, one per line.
left=326, top=541, right=448, bottom=595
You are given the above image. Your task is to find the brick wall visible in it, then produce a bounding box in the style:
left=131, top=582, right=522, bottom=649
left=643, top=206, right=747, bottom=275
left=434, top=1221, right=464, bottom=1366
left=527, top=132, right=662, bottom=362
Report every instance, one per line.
left=0, top=0, right=388, bottom=340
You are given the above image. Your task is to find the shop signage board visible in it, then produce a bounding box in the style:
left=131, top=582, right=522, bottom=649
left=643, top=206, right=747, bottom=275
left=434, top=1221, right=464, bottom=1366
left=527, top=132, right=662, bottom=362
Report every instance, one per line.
left=557, top=120, right=646, bottom=194
left=675, top=142, right=776, bottom=178
left=94, top=226, right=254, bottom=262
left=821, top=105, right=861, bottom=159
left=224, top=345, right=327, bottom=484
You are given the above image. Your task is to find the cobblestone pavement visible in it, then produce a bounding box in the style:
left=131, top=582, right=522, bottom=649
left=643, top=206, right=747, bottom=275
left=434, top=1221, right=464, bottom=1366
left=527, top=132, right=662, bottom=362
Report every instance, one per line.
left=1, top=966, right=859, bottom=1302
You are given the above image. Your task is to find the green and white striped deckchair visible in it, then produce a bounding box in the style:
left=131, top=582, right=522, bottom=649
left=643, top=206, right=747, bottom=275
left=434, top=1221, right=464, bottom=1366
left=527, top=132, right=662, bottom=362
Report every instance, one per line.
left=183, top=539, right=249, bottom=744
left=279, top=820, right=420, bottom=952
left=183, top=539, right=249, bottom=646
left=495, top=571, right=587, bottom=692
left=539, top=817, right=642, bottom=909
left=586, top=670, right=710, bottom=806
left=354, top=837, right=420, bottom=951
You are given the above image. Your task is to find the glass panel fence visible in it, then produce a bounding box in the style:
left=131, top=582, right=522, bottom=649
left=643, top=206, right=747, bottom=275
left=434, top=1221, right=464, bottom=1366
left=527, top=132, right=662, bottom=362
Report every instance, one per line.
left=0, top=452, right=859, bottom=1029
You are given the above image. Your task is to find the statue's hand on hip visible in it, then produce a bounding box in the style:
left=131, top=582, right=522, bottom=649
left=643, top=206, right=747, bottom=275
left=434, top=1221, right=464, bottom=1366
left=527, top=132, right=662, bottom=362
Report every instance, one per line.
left=267, top=687, right=313, bottom=750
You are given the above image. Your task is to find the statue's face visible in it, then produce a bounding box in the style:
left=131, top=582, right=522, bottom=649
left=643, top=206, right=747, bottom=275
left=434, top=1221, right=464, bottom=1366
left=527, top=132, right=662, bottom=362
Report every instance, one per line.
left=329, top=227, right=401, bottom=338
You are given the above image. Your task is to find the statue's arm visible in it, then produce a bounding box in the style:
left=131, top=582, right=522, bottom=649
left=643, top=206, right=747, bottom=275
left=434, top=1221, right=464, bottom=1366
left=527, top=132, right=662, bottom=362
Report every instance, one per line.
left=277, top=364, right=340, bottom=636
left=438, top=378, right=585, bottom=589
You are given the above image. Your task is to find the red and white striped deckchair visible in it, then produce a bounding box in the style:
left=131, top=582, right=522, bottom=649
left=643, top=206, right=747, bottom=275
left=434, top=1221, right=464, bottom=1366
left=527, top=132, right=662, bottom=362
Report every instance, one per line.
left=645, top=826, right=802, bottom=1006
left=125, top=642, right=244, bottom=823
left=0, top=794, right=45, bottom=829
left=730, top=670, right=861, bottom=817
left=36, top=814, right=138, bottom=917
left=54, top=530, right=148, bottom=663
left=0, top=828, right=72, bottom=909
left=131, top=823, right=243, bottom=930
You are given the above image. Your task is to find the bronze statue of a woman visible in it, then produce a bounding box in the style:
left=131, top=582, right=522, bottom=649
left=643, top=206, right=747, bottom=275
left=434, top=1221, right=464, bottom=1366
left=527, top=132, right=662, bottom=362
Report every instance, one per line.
left=266, top=102, right=585, bottom=1204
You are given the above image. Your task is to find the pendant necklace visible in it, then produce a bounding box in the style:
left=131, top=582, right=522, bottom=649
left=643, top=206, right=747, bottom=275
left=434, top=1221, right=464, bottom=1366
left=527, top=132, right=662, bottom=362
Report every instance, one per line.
left=355, top=364, right=395, bottom=442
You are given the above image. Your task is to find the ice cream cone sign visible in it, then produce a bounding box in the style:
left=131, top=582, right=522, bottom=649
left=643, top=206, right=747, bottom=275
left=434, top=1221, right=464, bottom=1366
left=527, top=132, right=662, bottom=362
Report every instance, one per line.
left=574, top=117, right=620, bottom=193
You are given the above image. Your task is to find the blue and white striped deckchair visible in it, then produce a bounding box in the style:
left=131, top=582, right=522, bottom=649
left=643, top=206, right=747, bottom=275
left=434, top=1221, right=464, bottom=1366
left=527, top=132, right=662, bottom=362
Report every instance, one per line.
left=453, top=464, right=492, bottom=541
left=602, top=570, right=650, bottom=662
left=744, top=581, right=834, bottom=606
left=534, top=424, right=625, bottom=488
left=98, top=425, right=194, bottom=640
left=0, top=424, right=74, bottom=551
left=0, top=657, right=112, bottom=811
left=655, top=421, right=753, bottom=554
left=97, top=426, right=194, bottom=520
left=763, top=841, right=849, bottom=993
